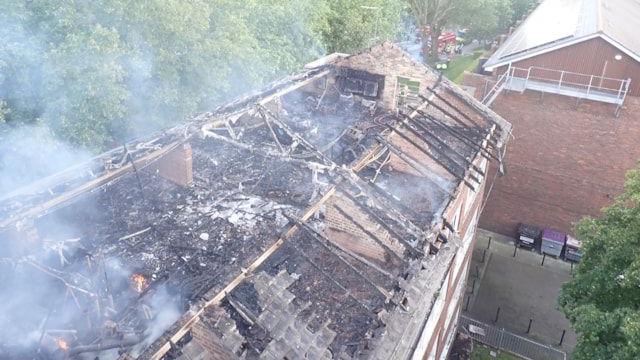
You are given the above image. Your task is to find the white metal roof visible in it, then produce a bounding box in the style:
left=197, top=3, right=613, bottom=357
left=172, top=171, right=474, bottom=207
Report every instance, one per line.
left=484, top=0, right=640, bottom=70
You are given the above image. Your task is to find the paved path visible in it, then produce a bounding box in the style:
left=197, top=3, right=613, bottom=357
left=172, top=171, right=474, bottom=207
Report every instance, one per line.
left=463, top=229, right=577, bottom=355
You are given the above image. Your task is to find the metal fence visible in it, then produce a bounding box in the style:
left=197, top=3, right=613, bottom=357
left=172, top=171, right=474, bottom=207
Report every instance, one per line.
left=458, top=315, right=566, bottom=360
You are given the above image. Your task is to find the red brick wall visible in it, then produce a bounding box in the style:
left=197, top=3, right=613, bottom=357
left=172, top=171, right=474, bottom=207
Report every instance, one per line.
left=478, top=93, right=640, bottom=237
left=335, top=42, right=438, bottom=111
left=495, top=37, right=640, bottom=96
left=150, top=143, right=193, bottom=186
left=191, top=321, right=234, bottom=359
left=324, top=193, right=404, bottom=263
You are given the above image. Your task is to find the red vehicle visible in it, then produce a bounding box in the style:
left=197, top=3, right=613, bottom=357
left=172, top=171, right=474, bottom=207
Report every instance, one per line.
left=437, top=31, right=458, bottom=51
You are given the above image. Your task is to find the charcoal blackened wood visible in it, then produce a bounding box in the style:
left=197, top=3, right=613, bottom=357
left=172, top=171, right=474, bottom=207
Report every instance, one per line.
left=337, top=188, right=423, bottom=258
left=290, top=241, right=373, bottom=311
left=407, top=107, right=497, bottom=162
left=332, top=204, right=405, bottom=264
left=69, top=336, right=142, bottom=356
left=201, top=129, right=331, bottom=171
left=257, top=105, right=333, bottom=166
left=294, top=217, right=396, bottom=283
left=401, top=117, right=485, bottom=175
left=260, top=112, right=286, bottom=154
left=374, top=135, right=456, bottom=193
left=418, top=93, right=480, bottom=131
left=424, top=87, right=484, bottom=128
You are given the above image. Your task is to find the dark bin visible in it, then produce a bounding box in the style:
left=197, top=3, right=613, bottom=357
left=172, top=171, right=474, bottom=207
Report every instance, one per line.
left=518, top=223, right=540, bottom=249
left=541, top=228, right=566, bottom=257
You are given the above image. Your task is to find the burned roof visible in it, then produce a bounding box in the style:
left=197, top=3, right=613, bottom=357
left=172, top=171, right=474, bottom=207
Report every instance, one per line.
left=0, top=43, right=510, bottom=360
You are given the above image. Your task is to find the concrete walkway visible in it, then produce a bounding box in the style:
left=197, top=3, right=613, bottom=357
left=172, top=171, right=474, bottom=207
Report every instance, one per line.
left=462, top=229, right=577, bottom=355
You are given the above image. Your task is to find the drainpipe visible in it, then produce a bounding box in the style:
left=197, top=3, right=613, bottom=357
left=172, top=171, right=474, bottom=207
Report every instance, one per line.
left=599, top=60, right=609, bottom=88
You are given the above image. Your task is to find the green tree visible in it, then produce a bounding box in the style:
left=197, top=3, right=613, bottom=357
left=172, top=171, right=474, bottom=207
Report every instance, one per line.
left=559, top=167, right=640, bottom=360
left=322, top=0, right=405, bottom=53
left=511, top=0, right=537, bottom=23
left=408, top=0, right=473, bottom=61
left=0, top=0, right=335, bottom=151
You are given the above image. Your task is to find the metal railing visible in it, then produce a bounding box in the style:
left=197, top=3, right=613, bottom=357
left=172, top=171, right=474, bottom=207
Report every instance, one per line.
left=506, top=65, right=631, bottom=103
left=458, top=315, right=567, bottom=360
left=482, top=69, right=510, bottom=105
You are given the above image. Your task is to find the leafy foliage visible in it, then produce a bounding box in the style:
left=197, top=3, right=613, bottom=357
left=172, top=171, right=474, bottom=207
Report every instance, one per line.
left=408, top=0, right=538, bottom=60
left=321, top=0, right=404, bottom=53
left=559, top=167, right=640, bottom=360
left=2, top=0, right=393, bottom=151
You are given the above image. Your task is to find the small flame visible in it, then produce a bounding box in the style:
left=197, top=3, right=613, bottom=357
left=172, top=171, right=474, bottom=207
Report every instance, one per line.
left=131, top=273, right=148, bottom=293
left=56, top=338, right=69, bottom=351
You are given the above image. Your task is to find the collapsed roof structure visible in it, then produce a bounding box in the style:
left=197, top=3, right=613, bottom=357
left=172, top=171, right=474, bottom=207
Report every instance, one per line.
left=0, top=43, right=511, bottom=360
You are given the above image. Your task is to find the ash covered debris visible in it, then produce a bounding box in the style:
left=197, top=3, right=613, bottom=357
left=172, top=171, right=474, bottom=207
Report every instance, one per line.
left=0, top=43, right=511, bottom=360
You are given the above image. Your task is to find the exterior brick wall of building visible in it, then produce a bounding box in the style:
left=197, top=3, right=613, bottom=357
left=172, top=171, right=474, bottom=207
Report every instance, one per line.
left=149, top=143, right=194, bottom=186
left=335, top=43, right=438, bottom=111
left=191, top=321, right=234, bottom=359
left=493, top=37, right=640, bottom=97
left=475, top=92, right=640, bottom=237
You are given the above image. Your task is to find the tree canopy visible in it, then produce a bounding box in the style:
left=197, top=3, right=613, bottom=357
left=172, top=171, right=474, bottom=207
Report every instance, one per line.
left=559, top=167, right=640, bottom=360
left=1, top=0, right=538, bottom=152
left=408, top=0, right=537, bottom=60
left=0, top=0, right=403, bottom=151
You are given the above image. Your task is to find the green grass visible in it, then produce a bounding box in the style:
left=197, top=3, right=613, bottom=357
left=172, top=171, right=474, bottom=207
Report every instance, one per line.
left=443, top=51, right=485, bottom=84
left=471, top=343, right=522, bottom=360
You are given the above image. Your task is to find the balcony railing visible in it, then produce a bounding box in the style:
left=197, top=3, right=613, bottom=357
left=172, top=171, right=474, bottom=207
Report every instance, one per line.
left=483, top=64, right=631, bottom=116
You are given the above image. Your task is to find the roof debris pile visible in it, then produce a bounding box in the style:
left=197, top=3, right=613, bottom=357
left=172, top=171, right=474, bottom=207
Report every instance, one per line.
left=0, top=43, right=510, bottom=359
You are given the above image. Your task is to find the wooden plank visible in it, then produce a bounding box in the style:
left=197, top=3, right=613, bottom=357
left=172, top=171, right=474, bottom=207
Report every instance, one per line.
left=0, top=140, right=186, bottom=229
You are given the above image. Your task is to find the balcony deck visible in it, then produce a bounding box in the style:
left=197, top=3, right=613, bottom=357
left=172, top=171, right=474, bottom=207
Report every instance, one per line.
left=504, top=77, right=625, bottom=105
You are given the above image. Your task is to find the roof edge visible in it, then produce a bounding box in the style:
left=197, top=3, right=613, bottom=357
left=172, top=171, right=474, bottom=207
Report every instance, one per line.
left=485, top=33, right=640, bottom=71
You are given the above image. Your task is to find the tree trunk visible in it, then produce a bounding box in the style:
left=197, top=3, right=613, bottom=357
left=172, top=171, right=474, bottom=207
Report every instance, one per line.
left=429, top=24, right=443, bottom=64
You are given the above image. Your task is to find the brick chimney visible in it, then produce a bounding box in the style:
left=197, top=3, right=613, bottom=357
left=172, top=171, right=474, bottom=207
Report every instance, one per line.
left=153, top=143, right=193, bottom=186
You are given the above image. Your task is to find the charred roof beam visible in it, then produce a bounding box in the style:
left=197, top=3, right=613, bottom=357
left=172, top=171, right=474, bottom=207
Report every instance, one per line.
left=399, top=116, right=485, bottom=176
left=378, top=132, right=477, bottom=191
left=374, top=135, right=462, bottom=192
left=336, top=172, right=430, bottom=246
left=418, top=93, right=480, bottom=131
left=333, top=204, right=406, bottom=265
left=293, top=217, right=396, bottom=284
left=201, top=127, right=333, bottom=172
left=336, top=187, right=424, bottom=258
left=423, top=87, right=489, bottom=129
left=419, top=93, right=500, bottom=150
left=387, top=122, right=482, bottom=185
left=288, top=237, right=375, bottom=312
left=406, top=106, right=498, bottom=162
left=257, top=105, right=334, bottom=167
left=258, top=111, right=286, bottom=154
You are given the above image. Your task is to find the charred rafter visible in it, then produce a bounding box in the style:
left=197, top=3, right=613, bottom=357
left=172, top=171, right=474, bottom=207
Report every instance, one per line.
left=374, top=135, right=461, bottom=192
left=378, top=131, right=476, bottom=192
left=418, top=94, right=499, bottom=150
left=292, top=216, right=396, bottom=284
left=399, top=116, right=485, bottom=176
left=406, top=106, right=499, bottom=162
left=332, top=204, right=405, bottom=265
left=339, top=174, right=431, bottom=249
left=385, top=123, right=481, bottom=186
left=428, top=84, right=504, bottom=137
left=256, top=104, right=333, bottom=166
left=287, top=235, right=374, bottom=311
left=336, top=187, right=424, bottom=258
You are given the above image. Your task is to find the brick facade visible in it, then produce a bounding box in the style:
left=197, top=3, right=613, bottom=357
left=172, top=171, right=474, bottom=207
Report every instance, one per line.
left=150, top=143, right=194, bottom=186
left=493, top=37, right=640, bottom=97
left=475, top=91, right=640, bottom=237
left=324, top=193, right=405, bottom=263
left=335, top=43, right=438, bottom=111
